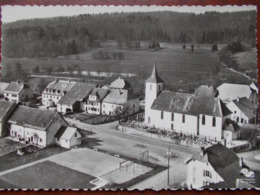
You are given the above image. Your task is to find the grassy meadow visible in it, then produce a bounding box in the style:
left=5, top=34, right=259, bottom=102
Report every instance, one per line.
left=1, top=42, right=254, bottom=94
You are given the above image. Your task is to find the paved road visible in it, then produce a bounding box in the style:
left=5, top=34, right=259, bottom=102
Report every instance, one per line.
left=237, top=150, right=260, bottom=171
left=66, top=118, right=199, bottom=189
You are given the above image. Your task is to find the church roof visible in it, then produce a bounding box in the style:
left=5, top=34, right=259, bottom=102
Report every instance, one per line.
left=146, top=65, right=164, bottom=83
left=151, top=91, right=224, bottom=117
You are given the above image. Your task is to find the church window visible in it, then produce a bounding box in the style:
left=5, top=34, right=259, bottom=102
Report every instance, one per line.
left=171, top=113, right=174, bottom=121
left=161, top=111, right=164, bottom=119
left=171, top=124, right=174, bottom=130
left=182, top=114, right=185, bottom=123
left=202, top=115, right=206, bottom=125
left=212, top=117, right=216, bottom=127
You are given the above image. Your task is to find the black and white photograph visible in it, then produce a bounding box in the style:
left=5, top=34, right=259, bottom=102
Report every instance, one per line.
left=0, top=4, right=259, bottom=190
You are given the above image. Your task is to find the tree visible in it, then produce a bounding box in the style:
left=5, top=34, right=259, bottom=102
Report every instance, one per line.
left=66, top=66, right=73, bottom=76
left=55, top=65, right=65, bottom=73
left=212, top=43, right=218, bottom=52
left=46, top=67, right=53, bottom=75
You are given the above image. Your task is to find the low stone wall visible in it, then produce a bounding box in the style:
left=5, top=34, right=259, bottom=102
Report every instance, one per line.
left=118, top=125, right=201, bottom=149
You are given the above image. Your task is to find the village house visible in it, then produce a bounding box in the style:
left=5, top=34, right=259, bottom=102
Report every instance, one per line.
left=144, top=65, right=231, bottom=141
left=102, top=89, right=140, bottom=116
left=55, top=126, right=82, bottom=149
left=226, top=97, right=256, bottom=124
left=42, top=79, right=76, bottom=107
left=84, top=88, right=109, bottom=115
left=223, top=121, right=240, bottom=145
left=4, top=81, right=34, bottom=103
left=186, top=143, right=241, bottom=189
left=57, top=82, right=96, bottom=114
left=217, top=83, right=258, bottom=105
left=0, top=100, right=18, bottom=137
left=8, top=106, right=68, bottom=148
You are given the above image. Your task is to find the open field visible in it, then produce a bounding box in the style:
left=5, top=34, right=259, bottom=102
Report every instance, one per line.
left=1, top=42, right=253, bottom=93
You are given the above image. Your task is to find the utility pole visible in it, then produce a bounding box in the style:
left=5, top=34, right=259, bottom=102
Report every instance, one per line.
left=167, top=146, right=171, bottom=186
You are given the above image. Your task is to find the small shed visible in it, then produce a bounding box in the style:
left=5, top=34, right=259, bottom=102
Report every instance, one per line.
left=55, top=126, right=82, bottom=149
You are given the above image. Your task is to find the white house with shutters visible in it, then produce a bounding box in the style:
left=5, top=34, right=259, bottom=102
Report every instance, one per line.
left=144, top=65, right=231, bottom=141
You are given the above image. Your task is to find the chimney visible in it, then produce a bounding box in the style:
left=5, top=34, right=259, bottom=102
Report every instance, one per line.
left=237, top=97, right=239, bottom=102
left=16, top=81, right=20, bottom=85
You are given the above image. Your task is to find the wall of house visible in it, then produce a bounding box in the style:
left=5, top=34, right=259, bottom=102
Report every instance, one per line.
left=199, top=115, right=223, bottom=141
left=85, top=102, right=101, bottom=115
left=55, top=138, right=70, bottom=148
left=69, top=131, right=82, bottom=148
left=4, top=93, right=19, bottom=103
left=42, top=93, right=62, bottom=106
left=124, top=99, right=140, bottom=116
left=45, top=113, right=68, bottom=147
left=223, top=130, right=233, bottom=144
left=186, top=159, right=224, bottom=189
left=0, top=104, right=17, bottom=137
left=102, top=102, right=123, bottom=115
left=226, top=102, right=251, bottom=124
left=10, top=124, right=47, bottom=147
left=146, top=109, right=198, bottom=135
left=57, top=104, right=73, bottom=114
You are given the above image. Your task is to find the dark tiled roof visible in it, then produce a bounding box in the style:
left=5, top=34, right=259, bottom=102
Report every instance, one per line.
left=151, top=91, right=223, bottom=117
left=110, top=78, right=131, bottom=89
left=4, top=82, right=24, bottom=94
left=89, top=88, right=109, bottom=102
left=233, top=98, right=255, bottom=119
left=194, top=85, right=217, bottom=97
left=55, top=126, right=67, bottom=139
left=8, top=106, right=58, bottom=130
left=59, top=83, right=97, bottom=105
left=0, top=100, right=16, bottom=121
left=103, top=89, right=138, bottom=105
left=146, top=65, right=164, bottom=83
left=220, top=100, right=232, bottom=117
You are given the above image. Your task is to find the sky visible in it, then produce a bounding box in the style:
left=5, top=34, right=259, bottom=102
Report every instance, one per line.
left=2, top=5, right=257, bottom=23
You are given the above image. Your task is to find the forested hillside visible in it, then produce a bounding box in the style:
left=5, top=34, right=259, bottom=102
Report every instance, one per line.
left=3, top=10, right=256, bottom=58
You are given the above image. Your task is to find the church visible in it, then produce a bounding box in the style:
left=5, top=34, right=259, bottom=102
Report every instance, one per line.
left=144, top=65, right=231, bottom=141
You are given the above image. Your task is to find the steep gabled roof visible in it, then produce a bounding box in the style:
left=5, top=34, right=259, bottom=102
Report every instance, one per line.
left=146, top=65, right=164, bottom=83
left=8, top=106, right=58, bottom=131
left=55, top=126, right=79, bottom=141
left=232, top=98, right=255, bottom=119
left=103, top=89, right=138, bottom=105
left=0, top=100, right=17, bottom=122
left=4, top=82, right=25, bottom=94
left=89, top=88, right=109, bottom=102
left=217, top=83, right=253, bottom=102
left=58, top=83, right=97, bottom=105
left=110, top=77, right=131, bottom=89
left=151, top=91, right=223, bottom=117
left=194, top=85, right=217, bottom=97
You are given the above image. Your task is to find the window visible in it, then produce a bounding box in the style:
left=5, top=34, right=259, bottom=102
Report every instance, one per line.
left=212, top=117, right=216, bottom=127
left=39, top=138, right=42, bottom=143
left=234, top=111, right=237, bottom=114
left=182, top=114, right=185, bottom=123
left=237, top=117, right=239, bottom=122
left=202, top=115, right=206, bottom=125
left=75, top=133, right=77, bottom=137
left=203, top=170, right=212, bottom=178
left=159, top=85, right=161, bottom=91
left=171, top=113, right=174, bottom=121
left=241, top=118, right=244, bottom=123
left=171, top=124, right=174, bottom=130
left=161, top=111, right=164, bottom=119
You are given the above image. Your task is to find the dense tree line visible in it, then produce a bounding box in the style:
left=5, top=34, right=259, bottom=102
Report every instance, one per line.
left=3, top=10, right=256, bottom=58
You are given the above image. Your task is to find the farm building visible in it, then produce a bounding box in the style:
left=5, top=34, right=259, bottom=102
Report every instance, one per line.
left=4, top=81, right=34, bottom=103
left=223, top=121, right=240, bottom=145
left=186, top=143, right=241, bottom=189
left=0, top=100, right=18, bottom=137
left=57, top=82, right=96, bottom=114
left=217, top=83, right=258, bottom=104
left=109, top=77, right=131, bottom=90
left=8, top=106, right=68, bottom=148
left=42, top=79, right=76, bottom=107
left=102, top=89, right=140, bottom=116
left=226, top=97, right=256, bottom=124
left=55, top=126, right=82, bottom=149
left=84, top=88, right=109, bottom=115
left=144, top=65, right=231, bottom=141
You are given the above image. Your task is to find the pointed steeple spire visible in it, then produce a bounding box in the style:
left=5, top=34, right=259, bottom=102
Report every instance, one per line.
left=146, top=59, right=164, bottom=83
